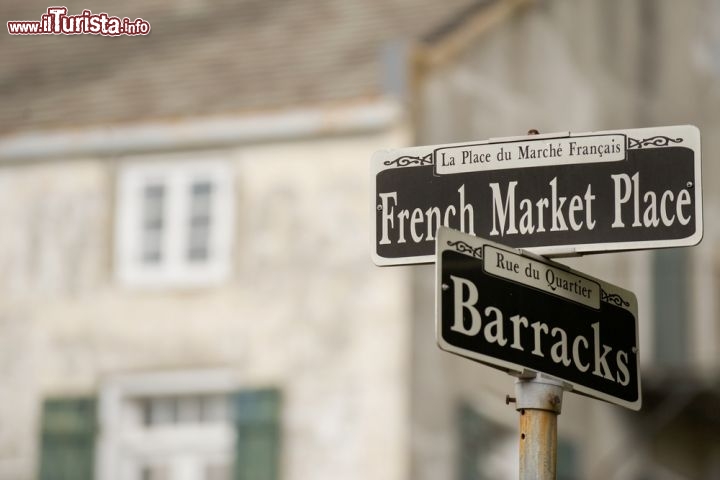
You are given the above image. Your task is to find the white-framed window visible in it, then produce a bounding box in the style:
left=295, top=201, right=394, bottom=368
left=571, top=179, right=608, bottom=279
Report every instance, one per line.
left=97, top=370, right=237, bottom=480
left=115, top=157, right=234, bottom=288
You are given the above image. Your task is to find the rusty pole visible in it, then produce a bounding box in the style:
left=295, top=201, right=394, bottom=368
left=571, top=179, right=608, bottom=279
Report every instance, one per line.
left=512, top=374, right=566, bottom=480
left=507, top=129, right=565, bottom=479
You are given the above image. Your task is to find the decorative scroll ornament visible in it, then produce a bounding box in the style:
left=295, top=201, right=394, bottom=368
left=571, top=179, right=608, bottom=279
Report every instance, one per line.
left=383, top=153, right=434, bottom=167
left=447, top=240, right=483, bottom=259
left=627, top=136, right=683, bottom=149
left=601, top=289, right=630, bottom=307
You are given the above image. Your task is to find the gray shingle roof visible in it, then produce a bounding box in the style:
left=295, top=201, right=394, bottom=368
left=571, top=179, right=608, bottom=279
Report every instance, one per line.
left=1, top=0, right=482, bottom=135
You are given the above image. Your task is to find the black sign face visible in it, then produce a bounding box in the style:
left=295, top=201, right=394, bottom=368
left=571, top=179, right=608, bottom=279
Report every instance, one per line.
left=372, top=126, right=702, bottom=265
left=436, top=227, right=641, bottom=410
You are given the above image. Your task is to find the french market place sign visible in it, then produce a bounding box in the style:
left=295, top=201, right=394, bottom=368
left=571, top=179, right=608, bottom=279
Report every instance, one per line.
left=371, top=125, right=702, bottom=266
left=436, top=227, right=641, bottom=410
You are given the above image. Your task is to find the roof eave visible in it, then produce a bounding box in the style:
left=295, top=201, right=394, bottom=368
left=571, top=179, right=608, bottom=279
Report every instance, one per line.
left=0, top=98, right=404, bottom=162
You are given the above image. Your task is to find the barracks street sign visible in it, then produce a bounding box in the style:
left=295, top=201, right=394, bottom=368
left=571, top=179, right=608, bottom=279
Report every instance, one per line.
left=436, top=227, right=641, bottom=410
left=371, top=125, right=702, bottom=266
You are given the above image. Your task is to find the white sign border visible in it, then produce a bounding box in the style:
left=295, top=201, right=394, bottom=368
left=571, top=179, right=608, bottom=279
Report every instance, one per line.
left=371, top=125, right=702, bottom=266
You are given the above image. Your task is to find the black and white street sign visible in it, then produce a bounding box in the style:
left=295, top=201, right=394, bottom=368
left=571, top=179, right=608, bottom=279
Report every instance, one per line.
left=372, top=125, right=702, bottom=266
left=436, top=227, right=641, bottom=410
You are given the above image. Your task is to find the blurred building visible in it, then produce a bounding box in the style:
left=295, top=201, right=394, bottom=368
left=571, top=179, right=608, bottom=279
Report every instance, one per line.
left=0, top=1, right=719, bottom=480
left=410, top=1, right=720, bottom=479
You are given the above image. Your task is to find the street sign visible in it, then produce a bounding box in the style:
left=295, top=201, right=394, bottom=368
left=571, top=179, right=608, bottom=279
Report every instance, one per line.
left=372, top=125, right=702, bottom=266
left=436, top=227, right=641, bottom=410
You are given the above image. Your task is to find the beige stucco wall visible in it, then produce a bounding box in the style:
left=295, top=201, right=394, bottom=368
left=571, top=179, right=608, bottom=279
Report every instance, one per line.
left=0, top=121, right=413, bottom=480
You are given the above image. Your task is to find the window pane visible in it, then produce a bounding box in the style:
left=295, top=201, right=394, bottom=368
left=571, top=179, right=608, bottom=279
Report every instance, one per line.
left=146, top=397, right=177, bottom=426
left=141, top=464, right=169, bottom=480
left=205, top=462, right=231, bottom=480
left=139, top=394, right=230, bottom=427
left=177, top=396, right=202, bottom=423
left=141, top=184, right=165, bottom=264
left=189, top=227, right=210, bottom=261
left=187, top=180, right=214, bottom=262
left=201, top=394, right=230, bottom=423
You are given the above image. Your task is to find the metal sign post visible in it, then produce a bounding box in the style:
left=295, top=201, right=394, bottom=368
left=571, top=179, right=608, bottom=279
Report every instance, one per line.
left=512, top=374, right=566, bottom=480
left=515, top=130, right=563, bottom=480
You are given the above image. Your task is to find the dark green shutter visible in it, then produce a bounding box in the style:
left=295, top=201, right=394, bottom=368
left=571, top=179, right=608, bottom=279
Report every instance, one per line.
left=557, top=438, right=578, bottom=480
left=653, top=249, right=688, bottom=367
left=458, top=403, right=488, bottom=480
left=457, top=402, right=510, bottom=480
left=39, top=397, right=96, bottom=480
left=233, top=388, right=281, bottom=480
